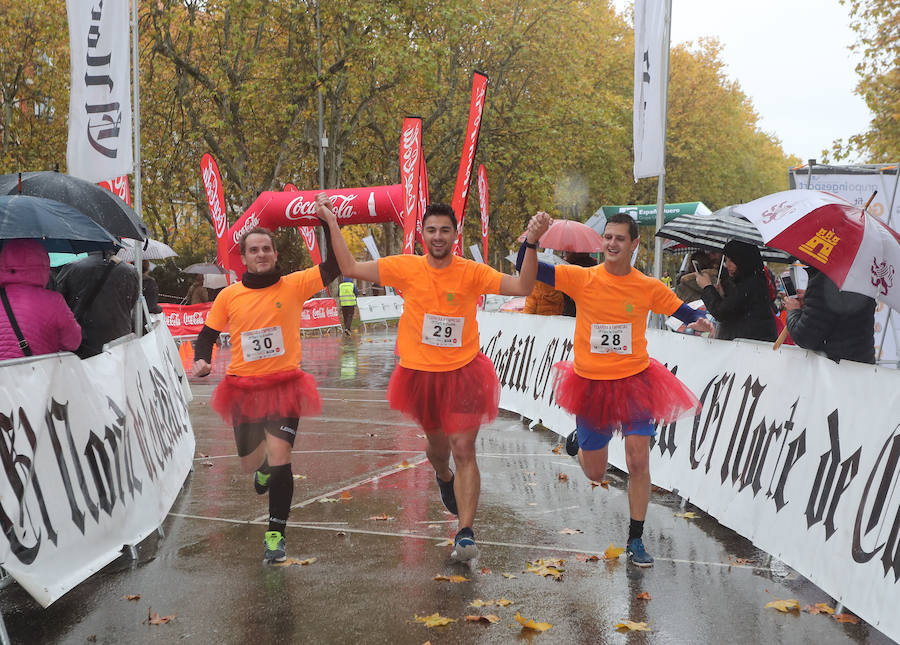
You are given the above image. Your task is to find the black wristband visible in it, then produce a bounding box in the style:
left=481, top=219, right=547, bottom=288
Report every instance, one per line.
left=524, top=240, right=538, bottom=249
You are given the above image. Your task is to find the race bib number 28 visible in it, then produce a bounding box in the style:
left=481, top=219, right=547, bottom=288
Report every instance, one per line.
left=422, top=313, right=464, bottom=347
left=241, top=326, right=285, bottom=361
left=590, top=323, right=632, bottom=354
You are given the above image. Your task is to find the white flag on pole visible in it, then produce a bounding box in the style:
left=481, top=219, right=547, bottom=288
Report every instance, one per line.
left=66, top=0, right=133, bottom=183
left=633, top=0, right=670, bottom=181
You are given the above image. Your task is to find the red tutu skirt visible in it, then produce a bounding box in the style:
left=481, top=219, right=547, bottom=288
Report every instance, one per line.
left=552, top=359, right=699, bottom=432
left=387, top=352, right=500, bottom=434
left=210, top=369, right=322, bottom=425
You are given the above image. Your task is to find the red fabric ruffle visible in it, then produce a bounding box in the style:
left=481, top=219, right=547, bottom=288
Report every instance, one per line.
left=210, top=369, right=321, bottom=425
left=552, top=359, right=700, bottom=432
left=387, top=352, right=499, bottom=434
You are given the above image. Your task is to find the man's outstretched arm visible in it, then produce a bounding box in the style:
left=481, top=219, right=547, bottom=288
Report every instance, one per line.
left=499, top=211, right=551, bottom=296
left=315, top=192, right=381, bottom=284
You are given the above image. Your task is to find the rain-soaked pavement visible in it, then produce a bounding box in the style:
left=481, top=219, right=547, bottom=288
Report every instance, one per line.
left=1, top=329, right=894, bottom=644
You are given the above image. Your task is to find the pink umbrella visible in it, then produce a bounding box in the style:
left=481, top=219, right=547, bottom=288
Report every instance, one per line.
left=735, top=189, right=900, bottom=311
left=517, top=219, right=604, bottom=253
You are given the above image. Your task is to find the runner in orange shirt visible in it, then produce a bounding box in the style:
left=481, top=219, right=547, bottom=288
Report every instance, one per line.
left=317, top=193, right=550, bottom=561
left=192, top=225, right=339, bottom=563
left=517, top=213, right=713, bottom=566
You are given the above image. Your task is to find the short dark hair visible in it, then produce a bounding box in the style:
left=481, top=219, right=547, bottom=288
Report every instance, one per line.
left=605, top=213, right=639, bottom=240
left=422, top=203, right=457, bottom=230
left=239, top=227, right=276, bottom=255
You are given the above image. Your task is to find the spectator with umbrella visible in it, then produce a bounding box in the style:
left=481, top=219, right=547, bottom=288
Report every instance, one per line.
left=696, top=240, right=778, bottom=342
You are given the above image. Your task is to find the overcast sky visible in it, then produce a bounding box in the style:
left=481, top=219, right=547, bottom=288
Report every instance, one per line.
left=618, top=0, right=873, bottom=163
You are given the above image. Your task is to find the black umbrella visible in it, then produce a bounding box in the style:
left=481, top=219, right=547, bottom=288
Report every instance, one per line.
left=655, top=206, right=792, bottom=263
left=0, top=195, right=120, bottom=253
left=0, top=171, right=147, bottom=240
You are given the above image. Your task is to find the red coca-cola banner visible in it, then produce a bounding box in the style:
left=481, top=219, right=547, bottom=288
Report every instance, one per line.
left=226, top=185, right=403, bottom=277
left=200, top=154, right=231, bottom=280
left=97, top=175, right=131, bottom=205
left=161, top=302, right=214, bottom=337
left=478, top=164, right=489, bottom=262
left=417, top=142, right=429, bottom=245
left=285, top=183, right=322, bottom=265
left=301, top=297, right=340, bottom=329
left=400, top=117, right=423, bottom=254
left=451, top=71, right=488, bottom=255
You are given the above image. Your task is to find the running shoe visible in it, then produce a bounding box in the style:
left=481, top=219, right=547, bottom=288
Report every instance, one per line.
left=450, top=528, right=478, bottom=562
left=626, top=538, right=654, bottom=567
left=264, top=530, right=286, bottom=563
left=565, top=429, right=579, bottom=456
left=436, top=472, right=458, bottom=515
left=254, top=470, right=270, bottom=495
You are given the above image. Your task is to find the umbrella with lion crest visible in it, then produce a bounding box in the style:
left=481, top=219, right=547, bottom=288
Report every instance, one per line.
left=734, top=189, right=900, bottom=312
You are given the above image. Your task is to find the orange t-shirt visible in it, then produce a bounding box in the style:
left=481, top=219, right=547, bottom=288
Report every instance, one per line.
left=205, top=268, right=324, bottom=376
left=378, top=254, right=504, bottom=372
left=555, top=264, right=682, bottom=380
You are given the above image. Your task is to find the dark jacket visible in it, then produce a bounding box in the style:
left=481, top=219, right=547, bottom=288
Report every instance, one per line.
left=701, top=241, right=777, bottom=342
left=56, top=253, right=139, bottom=358
left=786, top=271, right=875, bottom=363
left=142, top=274, right=163, bottom=314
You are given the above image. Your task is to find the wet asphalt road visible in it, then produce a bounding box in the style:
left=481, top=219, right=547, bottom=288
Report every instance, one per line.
left=0, top=329, right=894, bottom=644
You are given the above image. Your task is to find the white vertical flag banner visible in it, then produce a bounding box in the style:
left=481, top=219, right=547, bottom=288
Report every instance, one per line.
left=633, top=0, right=669, bottom=181
left=67, top=0, right=133, bottom=183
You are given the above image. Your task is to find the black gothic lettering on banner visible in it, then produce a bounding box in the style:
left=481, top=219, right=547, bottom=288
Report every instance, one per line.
left=127, top=365, right=190, bottom=482
left=652, top=363, right=681, bottom=458
left=482, top=331, right=573, bottom=409
left=852, top=424, right=900, bottom=582
left=83, top=2, right=123, bottom=159
left=805, top=410, right=860, bottom=541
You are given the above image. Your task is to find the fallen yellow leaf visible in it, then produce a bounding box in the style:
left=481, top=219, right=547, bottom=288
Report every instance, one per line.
left=480, top=567, right=491, bottom=575
left=590, top=480, right=609, bottom=489
left=515, top=611, right=552, bottom=632
left=124, top=594, right=140, bottom=601
left=636, top=592, right=651, bottom=600
left=501, top=573, right=517, bottom=579
left=765, top=599, right=800, bottom=613
left=603, top=543, right=625, bottom=559
left=833, top=613, right=860, bottom=624
left=368, top=514, right=394, bottom=521
left=559, top=528, right=583, bottom=535
left=145, top=608, right=176, bottom=625
left=496, top=598, right=512, bottom=607
left=340, top=491, right=353, bottom=500
left=433, top=574, right=469, bottom=583
left=292, top=474, right=307, bottom=480
left=414, top=613, right=457, bottom=628
left=551, top=444, right=562, bottom=454
left=804, top=603, right=835, bottom=615
left=470, top=599, right=491, bottom=607
left=317, top=497, right=340, bottom=503
left=674, top=511, right=699, bottom=519
left=526, top=563, right=564, bottom=580
left=395, top=460, right=415, bottom=469
left=466, top=614, right=500, bottom=624
left=557, top=473, right=569, bottom=481
left=435, top=539, right=453, bottom=547
left=614, top=620, right=650, bottom=632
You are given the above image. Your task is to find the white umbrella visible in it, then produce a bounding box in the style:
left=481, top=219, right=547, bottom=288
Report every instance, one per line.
left=117, top=237, right=177, bottom=261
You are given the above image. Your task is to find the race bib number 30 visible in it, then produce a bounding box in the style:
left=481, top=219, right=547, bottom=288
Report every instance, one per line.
left=241, top=326, right=285, bottom=361
left=422, top=313, right=464, bottom=347
left=590, top=323, right=632, bottom=354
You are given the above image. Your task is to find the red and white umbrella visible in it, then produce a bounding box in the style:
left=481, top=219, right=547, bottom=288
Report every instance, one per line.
left=734, top=190, right=900, bottom=310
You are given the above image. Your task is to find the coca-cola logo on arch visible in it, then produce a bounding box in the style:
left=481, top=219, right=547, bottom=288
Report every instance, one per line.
left=232, top=212, right=260, bottom=244
left=285, top=193, right=359, bottom=221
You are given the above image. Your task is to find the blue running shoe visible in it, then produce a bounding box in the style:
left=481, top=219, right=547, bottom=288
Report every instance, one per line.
left=626, top=538, right=654, bottom=567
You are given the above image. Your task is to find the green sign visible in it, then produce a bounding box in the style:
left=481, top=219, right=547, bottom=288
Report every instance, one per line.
left=598, top=202, right=712, bottom=225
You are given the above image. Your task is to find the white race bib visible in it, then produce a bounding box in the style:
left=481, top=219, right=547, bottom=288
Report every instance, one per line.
left=590, top=323, right=632, bottom=354
left=422, top=314, right=464, bottom=347
left=241, top=326, right=285, bottom=361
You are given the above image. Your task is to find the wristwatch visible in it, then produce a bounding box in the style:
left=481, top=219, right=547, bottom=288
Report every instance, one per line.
left=524, top=240, right=538, bottom=249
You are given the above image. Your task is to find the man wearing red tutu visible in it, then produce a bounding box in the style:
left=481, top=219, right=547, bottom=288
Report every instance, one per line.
left=317, top=193, right=549, bottom=561
left=191, top=226, right=339, bottom=563
left=518, top=213, right=712, bottom=566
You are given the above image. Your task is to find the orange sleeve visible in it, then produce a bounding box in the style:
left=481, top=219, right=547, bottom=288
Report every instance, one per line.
left=554, top=264, right=585, bottom=295
left=377, top=255, right=410, bottom=290
left=473, top=262, right=504, bottom=294
left=651, top=277, right=684, bottom=315
left=204, top=287, right=231, bottom=331
left=289, top=266, right=325, bottom=299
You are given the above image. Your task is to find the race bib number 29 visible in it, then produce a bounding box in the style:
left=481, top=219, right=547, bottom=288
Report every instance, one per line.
left=590, top=323, right=632, bottom=354
left=422, top=313, right=464, bottom=347
left=241, top=326, right=285, bottom=361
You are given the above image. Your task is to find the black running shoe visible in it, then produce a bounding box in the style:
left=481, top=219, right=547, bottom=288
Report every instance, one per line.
left=565, top=430, right=579, bottom=456
left=436, top=472, right=458, bottom=515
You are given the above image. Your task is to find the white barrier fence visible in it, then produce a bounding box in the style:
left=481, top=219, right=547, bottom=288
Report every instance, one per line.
left=0, top=324, right=194, bottom=606
left=357, top=295, right=404, bottom=331
left=478, top=311, right=900, bottom=642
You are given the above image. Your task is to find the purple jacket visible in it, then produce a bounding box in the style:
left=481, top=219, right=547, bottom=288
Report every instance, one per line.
left=0, top=240, right=81, bottom=360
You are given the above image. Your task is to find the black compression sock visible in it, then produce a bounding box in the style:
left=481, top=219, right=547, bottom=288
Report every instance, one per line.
left=628, top=518, right=644, bottom=544
left=267, top=464, right=293, bottom=535
left=456, top=526, right=474, bottom=540
left=258, top=457, right=270, bottom=474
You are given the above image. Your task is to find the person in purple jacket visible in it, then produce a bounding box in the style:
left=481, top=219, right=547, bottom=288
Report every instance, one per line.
left=0, top=239, right=81, bottom=360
